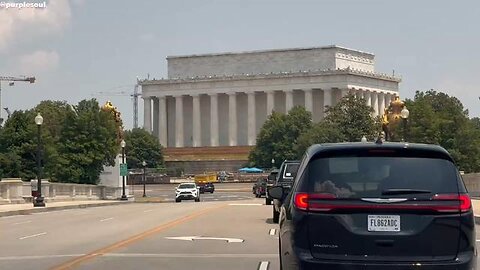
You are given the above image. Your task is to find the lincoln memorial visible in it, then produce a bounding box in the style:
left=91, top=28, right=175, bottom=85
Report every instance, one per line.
left=139, top=45, right=401, bottom=172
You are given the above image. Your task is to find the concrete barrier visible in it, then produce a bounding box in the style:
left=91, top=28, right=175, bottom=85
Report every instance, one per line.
left=463, top=173, right=480, bottom=197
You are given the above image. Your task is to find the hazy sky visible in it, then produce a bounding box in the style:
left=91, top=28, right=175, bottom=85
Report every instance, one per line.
left=1, top=0, right=479, bottom=129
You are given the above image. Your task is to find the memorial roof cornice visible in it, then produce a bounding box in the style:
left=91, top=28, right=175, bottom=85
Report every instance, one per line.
left=167, top=45, right=374, bottom=59
left=139, top=68, right=401, bottom=86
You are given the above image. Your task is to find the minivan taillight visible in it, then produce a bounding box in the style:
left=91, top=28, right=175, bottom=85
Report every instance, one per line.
left=294, top=193, right=336, bottom=211
left=294, top=193, right=309, bottom=210
left=294, top=193, right=472, bottom=213
left=433, top=193, right=472, bottom=213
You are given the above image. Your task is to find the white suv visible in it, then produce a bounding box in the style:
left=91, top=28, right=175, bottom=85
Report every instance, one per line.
left=175, top=183, right=200, bottom=202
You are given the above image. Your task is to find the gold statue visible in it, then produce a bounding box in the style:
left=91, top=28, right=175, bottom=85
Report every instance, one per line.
left=382, top=95, right=407, bottom=141
left=102, top=101, right=124, bottom=141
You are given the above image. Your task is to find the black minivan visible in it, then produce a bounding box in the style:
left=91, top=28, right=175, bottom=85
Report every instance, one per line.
left=269, top=142, right=476, bottom=270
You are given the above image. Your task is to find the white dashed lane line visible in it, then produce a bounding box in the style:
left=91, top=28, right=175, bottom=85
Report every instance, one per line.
left=19, top=232, right=47, bottom=240
left=258, top=261, right=269, bottom=270
left=269, top=229, right=276, bottom=236
left=100, top=217, right=114, bottom=222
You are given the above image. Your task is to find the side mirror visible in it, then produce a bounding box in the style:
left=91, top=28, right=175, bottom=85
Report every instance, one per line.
left=268, top=186, right=284, bottom=200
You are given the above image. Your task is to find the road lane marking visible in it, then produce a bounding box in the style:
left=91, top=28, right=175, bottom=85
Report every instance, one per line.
left=269, top=229, right=276, bottom=236
left=165, top=236, right=244, bottom=243
left=476, top=239, right=480, bottom=242
left=12, top=220, right=32, bottom=225
left=51, top=204, right=227, bottom=270
left=19, top=232, right=47, bottom=240
left=143, top=209, right=154, bottom=213
left=100, top=217, right=114, bottom=222
left=258, top=261, right=270, bottom=270
left=105, top=253, right=277, bottom=258
left=229, top=203, right=263, bottom=206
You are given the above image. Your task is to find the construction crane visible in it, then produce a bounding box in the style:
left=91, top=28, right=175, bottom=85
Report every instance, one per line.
left=93, top=81, right=141, bottom=128
left=0, top=76, right=35, bottom=125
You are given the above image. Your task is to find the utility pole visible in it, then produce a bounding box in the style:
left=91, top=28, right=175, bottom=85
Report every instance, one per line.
left=0, top=76, right=35, bottom=124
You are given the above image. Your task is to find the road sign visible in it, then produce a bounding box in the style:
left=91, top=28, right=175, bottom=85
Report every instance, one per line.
left=120, top=164, right=128, bottom=176
left=165, top=236, right=244, bottom=243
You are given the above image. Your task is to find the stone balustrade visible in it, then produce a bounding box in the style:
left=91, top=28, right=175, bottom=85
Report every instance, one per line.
left=0, top=179, right=123, bottom=204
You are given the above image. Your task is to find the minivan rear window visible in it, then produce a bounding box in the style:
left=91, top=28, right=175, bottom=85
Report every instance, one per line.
left=307, top=157, right=459, bottom=198
left=283, top=163, right=300, bottom=179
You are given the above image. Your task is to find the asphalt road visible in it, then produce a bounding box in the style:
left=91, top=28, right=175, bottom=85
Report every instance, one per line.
left=131, top=183, right=254, bottom=202
left=0, top=197, right=277, bottom=270
left=0, top=196, right=478, bottom=270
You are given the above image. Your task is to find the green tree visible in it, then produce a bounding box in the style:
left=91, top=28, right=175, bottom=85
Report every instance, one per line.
left=249, top=106, right=312, bottom=168
left=405, top=90, right=480, bottom=172
left=124, top=128, right=164, bottom=169
left=324, top=94, right=379, bottom=141
left=0, top=110, right=38, bottom=180
left=53, top=99, right=119, bottom=184
left=295, top=121, right=346, bottom=157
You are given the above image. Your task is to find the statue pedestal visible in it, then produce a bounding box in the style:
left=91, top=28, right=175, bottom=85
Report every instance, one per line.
left=99, top=154, right=130, bottom=199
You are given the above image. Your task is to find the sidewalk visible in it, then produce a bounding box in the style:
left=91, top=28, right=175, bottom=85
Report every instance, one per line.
left=0, top=200, right=131, bottom=217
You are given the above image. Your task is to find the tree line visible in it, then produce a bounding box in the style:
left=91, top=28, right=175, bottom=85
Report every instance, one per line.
left=0, top=99, right=164, bottom=184
left=249, top=90, right=480, bottom=173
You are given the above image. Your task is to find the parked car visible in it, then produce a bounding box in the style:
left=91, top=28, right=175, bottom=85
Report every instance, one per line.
left=272, top=160, right=300, bottom=223
left=175, top=183, right=200, bottom=202
left=198, top=182, right=215, bottom=194
left=269, top=142, right=476, bottom=270
left=265, top=169, right=279, bottom=205
left=252, top=178, right=267, bottom=197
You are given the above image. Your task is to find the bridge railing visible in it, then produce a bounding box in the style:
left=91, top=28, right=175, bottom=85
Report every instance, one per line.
left=0, top=178, right=123, bottom=204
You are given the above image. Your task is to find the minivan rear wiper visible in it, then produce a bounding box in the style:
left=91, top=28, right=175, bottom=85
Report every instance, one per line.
left=381, top=189, right=431, bottom=195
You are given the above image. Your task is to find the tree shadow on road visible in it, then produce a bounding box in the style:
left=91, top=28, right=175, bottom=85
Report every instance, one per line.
left=266, top=218, right=274, bottom=224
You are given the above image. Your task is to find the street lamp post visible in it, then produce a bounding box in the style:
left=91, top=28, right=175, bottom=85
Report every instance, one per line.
left=142, top=161, right=147, bottom=197
left=33, top=113, right=45, bottom=207
left=401, top=106, right=410, bottom=142
left=120, top=139, right=127, bottom=200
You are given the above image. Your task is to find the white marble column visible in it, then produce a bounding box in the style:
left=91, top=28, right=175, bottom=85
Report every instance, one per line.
left=372, top=92, right=379, bottom=116
left=152, top=98, right=159, bottom=137
left=365, top=91, right=372, bottom=107
left=266, top=91, right=275, bottom=115
left=228, top=92, right=237, bottom=146
left=285, top=90, right=294, bottom=112
left=143, top=96, right=152, bottom=133
left=209, top=93, right=219, bottom=147
left=324, top=89, right=332, bottom=109
left=247, top=92, right=256, bottom=146
left=158, top=96, right=167, bottom=146
left=192, top=94, right=201, bottom=147
left=304, top=89, right=313, bottom=113
left=385, top=93, right=393, bottom=108
left=356, top=90, right=363, bottom=99
left=175, top=95, right=184, bottom=147
left=378, top=92, right=385, bottom=116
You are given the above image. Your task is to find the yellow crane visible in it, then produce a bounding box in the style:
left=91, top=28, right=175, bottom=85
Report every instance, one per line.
left=0, top=76, right=35, bottom=125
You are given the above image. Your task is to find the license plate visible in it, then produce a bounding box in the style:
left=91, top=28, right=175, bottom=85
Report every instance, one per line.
left=368, top=215, right=400, bottom=232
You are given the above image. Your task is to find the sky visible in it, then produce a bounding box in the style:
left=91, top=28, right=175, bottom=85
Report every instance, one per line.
left=0, top=0, right=479, bottom=129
